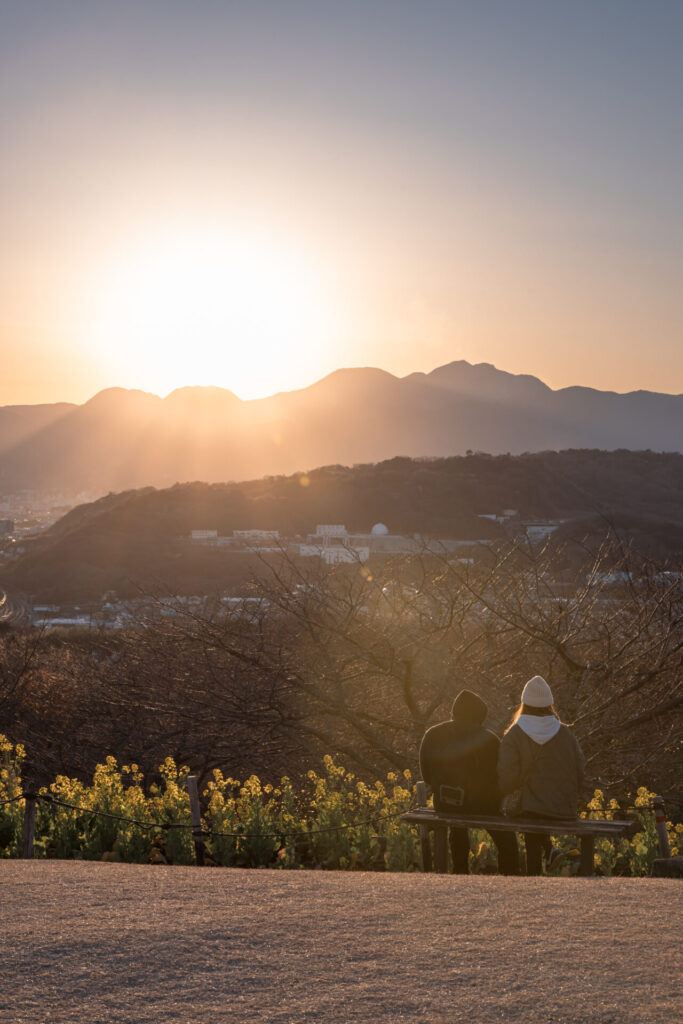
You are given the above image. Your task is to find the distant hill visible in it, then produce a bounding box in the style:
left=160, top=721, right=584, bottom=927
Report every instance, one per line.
left=3, top=449, right=682, bottom=602
left=0, top=401, right=75, bottom=456
left=0, top=361, right=681, bottom=494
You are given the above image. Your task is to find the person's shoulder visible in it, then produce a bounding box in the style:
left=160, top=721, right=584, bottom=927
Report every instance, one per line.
left=554, top=723, right=581, bottom=751
left=424, top=719, right=451, bottom=734
left=421, top=720, right=452, bottom=743
left=501, top=723, right=522, bottom=741
left=559, top=723, right=582, bottom=745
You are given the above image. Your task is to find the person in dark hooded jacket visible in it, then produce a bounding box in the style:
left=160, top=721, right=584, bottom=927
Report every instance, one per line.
left=419, top=690, right=519, bottom=874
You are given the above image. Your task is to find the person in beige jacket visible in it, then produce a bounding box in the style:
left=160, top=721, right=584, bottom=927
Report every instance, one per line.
left=498, top=675, right=585, bottom=874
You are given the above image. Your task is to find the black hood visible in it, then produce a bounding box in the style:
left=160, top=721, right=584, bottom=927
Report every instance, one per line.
left=451, top=689, right=487, bottom=727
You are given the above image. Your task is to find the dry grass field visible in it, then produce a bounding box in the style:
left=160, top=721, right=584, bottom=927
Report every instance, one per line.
left=1, top=861, right=680, bottom=1023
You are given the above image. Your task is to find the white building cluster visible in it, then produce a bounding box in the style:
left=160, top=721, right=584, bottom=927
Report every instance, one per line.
left=297, top=524, right=375, bottom=564
left=189, top=522, right=419, bottom=564
left=188, top=513, right=566, bottom=564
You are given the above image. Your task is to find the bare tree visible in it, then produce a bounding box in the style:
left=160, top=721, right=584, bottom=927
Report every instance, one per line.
left=2, top=535, right=680, bottom=798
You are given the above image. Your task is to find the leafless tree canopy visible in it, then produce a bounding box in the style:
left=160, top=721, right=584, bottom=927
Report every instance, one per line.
left=1, top=536, right=681, bottom=799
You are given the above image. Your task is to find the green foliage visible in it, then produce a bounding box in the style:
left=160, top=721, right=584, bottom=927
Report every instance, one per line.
left=1, top=734, right=679, bottom=875
left=204, top=772, right=283, bottom=867
left=0, top=734, right=24, bottom=857
left=299, top=758, right=415, bottom=871
left=538, top=786, right=683, bottom=878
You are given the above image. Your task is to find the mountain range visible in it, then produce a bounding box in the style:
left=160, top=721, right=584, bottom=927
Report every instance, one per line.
left=1, top=360, right=681, bottom=493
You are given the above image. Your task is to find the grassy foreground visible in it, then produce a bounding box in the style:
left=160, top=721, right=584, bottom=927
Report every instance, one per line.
left=1, top=862, right=681, bottom=1024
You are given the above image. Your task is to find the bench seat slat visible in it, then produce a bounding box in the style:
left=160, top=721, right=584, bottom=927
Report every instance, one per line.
left=401, top=809, right=634, bottom=837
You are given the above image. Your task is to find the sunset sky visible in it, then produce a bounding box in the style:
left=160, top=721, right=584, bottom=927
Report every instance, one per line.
left=1, top=0, right=682, bottom=405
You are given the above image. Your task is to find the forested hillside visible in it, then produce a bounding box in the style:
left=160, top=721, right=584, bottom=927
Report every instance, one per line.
left=2, top=449, right=682, bottom=602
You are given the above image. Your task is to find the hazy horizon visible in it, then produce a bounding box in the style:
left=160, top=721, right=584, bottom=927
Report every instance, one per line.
left=3, top=356, right=683, bottom=409
left=1, top=1, right=682, bottom=406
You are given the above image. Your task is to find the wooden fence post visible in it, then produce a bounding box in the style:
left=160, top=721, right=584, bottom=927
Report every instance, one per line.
left=416, top=779, right=432, bottom=873
left=187, top=775, right=205, bottom=866
left=652, top=797, right=671, bottom=859
left=22, top=786, right=37, bottom=860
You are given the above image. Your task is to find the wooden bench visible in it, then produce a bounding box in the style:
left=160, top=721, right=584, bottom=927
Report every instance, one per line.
left=402, top=807, right=637, bottom=876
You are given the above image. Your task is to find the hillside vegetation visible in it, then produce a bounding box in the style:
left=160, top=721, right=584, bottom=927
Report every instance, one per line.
left=3, top=449, right=683, bottom=602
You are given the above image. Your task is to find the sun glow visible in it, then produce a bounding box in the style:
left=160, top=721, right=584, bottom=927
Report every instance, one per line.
left=88, top=229, right=345, bottom=398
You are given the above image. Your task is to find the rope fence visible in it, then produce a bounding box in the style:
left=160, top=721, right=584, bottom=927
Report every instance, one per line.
left=3, top=779, right=678, bottom=865
left=0, top=794, right=24, bottom=807
left=16, top=791, right=408, bottom=842
left=6, top=790, right=674, bottom=825
left=41, top=794, right=196, bottom=832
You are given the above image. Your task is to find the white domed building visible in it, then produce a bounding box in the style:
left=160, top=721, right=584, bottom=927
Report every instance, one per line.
left=346, top=522, right=418, bottom=553
left=298, top=521, right=419, bottom=560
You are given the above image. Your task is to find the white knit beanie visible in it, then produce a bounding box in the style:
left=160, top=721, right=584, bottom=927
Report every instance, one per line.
left=521, top=675, right=554, bottom=708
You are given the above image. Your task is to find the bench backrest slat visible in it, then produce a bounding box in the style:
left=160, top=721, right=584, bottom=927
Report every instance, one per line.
left=402, top=809, right=634, bottom=838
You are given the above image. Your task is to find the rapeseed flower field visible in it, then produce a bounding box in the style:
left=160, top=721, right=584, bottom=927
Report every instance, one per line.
left=1, top=736, right=679, bottom=874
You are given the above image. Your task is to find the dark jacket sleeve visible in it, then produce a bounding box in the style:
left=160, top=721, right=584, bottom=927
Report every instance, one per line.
left=497, top=730, right=522, bottom=796
left=419, top=728, right=438, bottom=790
left=479, top=731, right=502, bottom=808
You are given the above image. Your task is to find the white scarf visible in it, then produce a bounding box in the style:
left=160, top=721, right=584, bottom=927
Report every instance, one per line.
left=516, top=713, right=561, bottom=745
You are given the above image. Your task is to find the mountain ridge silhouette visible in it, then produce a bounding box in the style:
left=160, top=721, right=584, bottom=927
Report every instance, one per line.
left=0, top=359, right=680, bottom=492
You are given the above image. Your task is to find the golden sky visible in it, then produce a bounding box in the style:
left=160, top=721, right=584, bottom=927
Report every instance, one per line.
left=1, top=1, right=682, bottom=405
